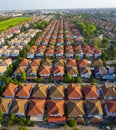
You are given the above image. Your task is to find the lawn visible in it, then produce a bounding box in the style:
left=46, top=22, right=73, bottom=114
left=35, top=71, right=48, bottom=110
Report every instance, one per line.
left=0, top=17, right=31, bottom=32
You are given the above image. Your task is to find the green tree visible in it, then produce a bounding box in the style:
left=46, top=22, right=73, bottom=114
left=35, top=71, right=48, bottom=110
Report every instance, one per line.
left=21, top=72, right=26, bottom=82
left=67, top=119, right=77, bottom=127
left=0, top=112, right=3, bottom=124
left=90, top=37, right=102, bottom=47
left=75, top=77, right=82, bottom=83
left=90, top=76, right=96, bottom=83
left=19, top=126, right=28, bottom=130
left=64, top=74, right=74, bottom=83
left=73, top=128, right=80, bottom=130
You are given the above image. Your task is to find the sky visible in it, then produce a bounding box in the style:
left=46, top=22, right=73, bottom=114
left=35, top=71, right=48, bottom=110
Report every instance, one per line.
left=0, top=0, right=116, bottom=10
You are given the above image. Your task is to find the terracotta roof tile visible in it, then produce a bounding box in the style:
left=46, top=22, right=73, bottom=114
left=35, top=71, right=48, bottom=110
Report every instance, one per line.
left=84, top=85, right=99, bottom=99
left=16, top=84, right=32, bottom=98
left=2, top=83, right=18, bottom=97
left=67, top=84, right=82, bottom=99
left=48, top=100, right=65, bottom=115
left=28, top=99, right=46, bottom=115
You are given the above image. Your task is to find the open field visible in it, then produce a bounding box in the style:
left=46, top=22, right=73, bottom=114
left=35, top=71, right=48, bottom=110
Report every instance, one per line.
left=0, top=17, right=31, bottom=32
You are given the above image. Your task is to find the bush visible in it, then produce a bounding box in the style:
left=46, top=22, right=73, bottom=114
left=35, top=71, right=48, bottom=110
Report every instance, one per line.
left=73, top=128, right=80, bottom=130
left=0, top=127, right=2, bottom=130
left=19, top=126, right=28, bottom=130
left=67, top=119, right=77, bottom=127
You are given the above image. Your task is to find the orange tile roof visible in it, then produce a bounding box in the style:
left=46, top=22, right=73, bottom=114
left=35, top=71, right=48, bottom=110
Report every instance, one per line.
left=46, top=50, right=54, bottom=55
left=32, top=84, right=48, bottom=98
left=48, top=116, right=66, bottom=123
left=78, top=59, right=89, bottom=67
left=85, top=100, right=103, bottom=115
left=49, top=85, right=65, bottom=98
left=52, top=67, right=64, bottom=74
left=16, top=84, right=32, bottom=98
left=0, top=98, right=12, bottom=113
left=83, top=45, right=91, bottom=51
left=2, top=83, right=18, bottom=97
left=106, top=100, right=116, bottom=113
left=48, top=100, right=64, bottom=115
left=67, top=84, right=82, bottom=99
left=28, top=99, right=46, bottom=115
left=30, top=59, right=41, bottom=67
left=84, top=85, right=99, bottom=99
left=67, top=100, right=84, bottom=117
left=39, top=67, right=51, bottom=75
left=10, top=99, right=28, bottom=114
left=85, top=49, right=93, bottom=55
left=19, top=58, right=30, bottom=66
left=66, top=59, right=77, bottom=67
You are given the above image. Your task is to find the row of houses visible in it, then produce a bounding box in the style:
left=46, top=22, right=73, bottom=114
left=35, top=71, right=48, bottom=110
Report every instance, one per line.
left=2, top=83, right=116, bottom=100
left=35, top=19, right=83, bottom=47
left=88, top=17, right=116, bottom=40
left=0, top=58, right=12, bottom=76
left=7, top=29, right=40, bottom=47
left=12, top=58, right=115, bottom=81
left=0, top=83, right=115, bottom=124
left=0, top=45, right=23, bottom=57
left=0, top=15, right=50, bottom=46
left=27, top=44, right=102, bottom=59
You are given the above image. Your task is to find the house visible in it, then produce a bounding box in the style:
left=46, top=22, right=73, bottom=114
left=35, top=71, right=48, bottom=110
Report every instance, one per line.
left=28, top=99, right=46, bottom=121
left=45, top=49, right=54, bottom=57
left=85, top=49, right=94, bottom=58
left=101, top=85, right=116, bottom=100
left=13, top=66, right=27, bottom=78
left=85, top=100, right=103, bottom=122
left=27, top=50, right=35, bottom=59
left=75, top=49, right=84, bottom=58
left=10, top=50, right=20, bottom=57
left=2, top=83, right=18, bottom=98
left=55, top=49, right=64, bottom=58
left=94, top=49, right=102, bottom=59
left=19, top=58, right=30, bottom=67
left=48, top=85, right=65, bottom=99
left=80, top=67, right=92, bottom=78
left=36, top=46, right=46, bottom=57
left=31, top=84, right=48, bottom=99
left=65, top=49, right=74, bottom=58
left=66, top=59, right=77, bottom=67
left=92, top=59, right=103, bottom=68
left=78, top=59, right=90, bottom=68
left=42, top=59, right=52, bottom=67
left=66, top=67, right=78, bottom=78
left=106, top=66, right=115, bottom=74
left=105, top=100, right=116, bottom=117
left=39, top=66, right=51, bottom=80
left=83, top=45, right=91, bottom=52
left=52, top=67, right=64, bottom=81
left=95, top=67, right=108, bottom=77
left=26, top=66, right=38, bottom=80
left=48, top=116, right=66, bottom=125
left=0, top=65, right=7, bottom=76
left=48, top=100, right=65, bottom=116
left=0, top=98, right=12, bottom=114
left=16, top=84, right=32, bottom=98
left=83, top=85, right=99, bottom=99
left=10, top=99, right=28, bottom=117
left=92, top=45, right=102, bottom=59
left=30, top=59, right=41, bottom=67
left=67, top=84, right=82, bottom=99
left=67, top=100, right=84, bottom=119
left=3, top=50, right=11, bottom=57
left=54, top=59, right=64, bottom=67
